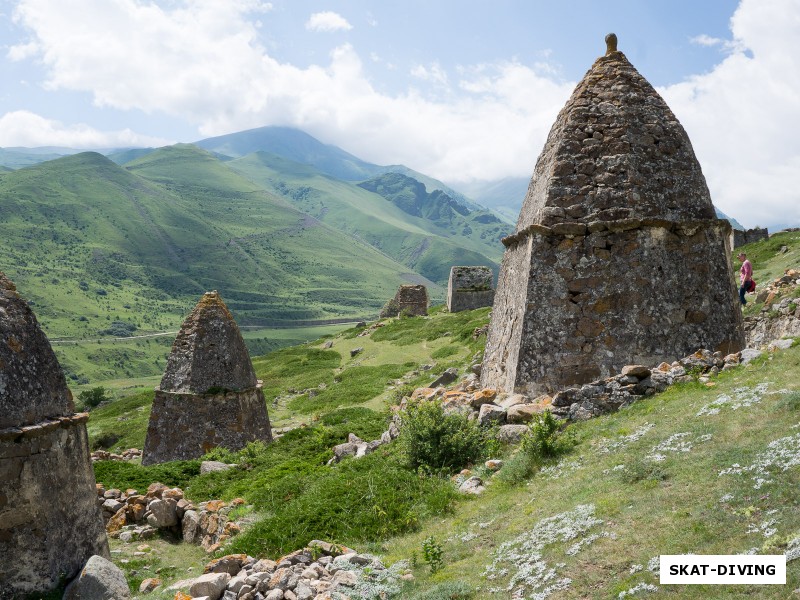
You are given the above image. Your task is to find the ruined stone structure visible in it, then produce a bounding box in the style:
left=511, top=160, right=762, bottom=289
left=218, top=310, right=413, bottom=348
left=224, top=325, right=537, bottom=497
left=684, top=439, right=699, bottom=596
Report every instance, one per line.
left=0, top=272, right=108, bottom=596
left=447, top=266, right=495, bottom=312
left=481, top=34, right=745, bottom=395
left=731, top=227, right=769, bottom=249
left=380, top=284, right=429, bottom=317
left=142, top=291, right=272, bottom=465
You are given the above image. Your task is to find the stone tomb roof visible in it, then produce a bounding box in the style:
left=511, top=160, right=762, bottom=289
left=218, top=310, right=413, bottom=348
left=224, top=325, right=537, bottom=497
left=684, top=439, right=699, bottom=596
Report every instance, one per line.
left=515, top=33, right=716, bottom=232
left=158, top=291, right=258, bottom=394
left=0, top=272, right=74, bottom=428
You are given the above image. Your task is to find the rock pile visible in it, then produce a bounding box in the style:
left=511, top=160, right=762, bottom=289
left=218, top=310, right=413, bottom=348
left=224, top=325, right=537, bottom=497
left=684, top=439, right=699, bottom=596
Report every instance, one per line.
left=745, top=267, right=800, bottom=346
left=0, top=272, right=109, bottom=597
left=447, top=266, right=494, bottom=312
left=91, top=447, right=142, bottom=462
left=380, top=284, right=429, bottom=318
left=99, top=482, right=244, bottom=553
left=142, top=291, right=272, bottom=465
left=731, top=227, right=769, bottom=249
left=167, top=542, right=406, bottom=600
left=327, top=418, right=401, bottom=465
left=481, top=34, right=744, bottom=396
left=403, top=349, right=752, bottom=427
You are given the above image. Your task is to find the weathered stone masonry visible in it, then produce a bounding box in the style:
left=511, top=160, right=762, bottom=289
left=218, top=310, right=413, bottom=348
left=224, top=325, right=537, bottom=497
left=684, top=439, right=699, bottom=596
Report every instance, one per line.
left=0, top=272, right=108, bottom=597
left=142, top=291, right=272, bottom=466
left=447, top=266, right=494, bottom=312
left=481, top=35, right=744, bottom=395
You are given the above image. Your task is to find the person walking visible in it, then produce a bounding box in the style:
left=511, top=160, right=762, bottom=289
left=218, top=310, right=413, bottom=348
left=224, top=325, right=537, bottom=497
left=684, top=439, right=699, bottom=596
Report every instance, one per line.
left=737, top=252, right=753, bottom=306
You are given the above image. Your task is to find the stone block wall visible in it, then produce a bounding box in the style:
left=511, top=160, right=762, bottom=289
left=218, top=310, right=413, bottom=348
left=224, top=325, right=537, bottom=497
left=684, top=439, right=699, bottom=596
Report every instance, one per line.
left=481, top=219, right=745, bottom=394
left=447, top=266, right=495, bottom=312
left=0, top=415, right=109, bottom=596
left=731, top=227, right=769, bottom=249
left=142, top=387, right=272, bottom=465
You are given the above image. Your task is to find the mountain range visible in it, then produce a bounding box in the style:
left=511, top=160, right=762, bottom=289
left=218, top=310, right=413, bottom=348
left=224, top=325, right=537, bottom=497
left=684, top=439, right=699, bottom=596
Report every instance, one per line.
left=0, top=127, right=511, bottom=348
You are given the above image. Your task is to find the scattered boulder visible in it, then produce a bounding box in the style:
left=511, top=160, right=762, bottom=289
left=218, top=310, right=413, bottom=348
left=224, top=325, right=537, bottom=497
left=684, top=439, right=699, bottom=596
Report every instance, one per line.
left=63, top=555, right=130, bottom=600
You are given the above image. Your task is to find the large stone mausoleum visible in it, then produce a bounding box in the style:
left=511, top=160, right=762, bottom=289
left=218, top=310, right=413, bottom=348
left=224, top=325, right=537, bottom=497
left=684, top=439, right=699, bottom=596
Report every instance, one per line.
left=481, top=34, right=745, bottom=395
left=142, top=291, right=272, bottom=465
left=0, top=272, right=108, bottom=596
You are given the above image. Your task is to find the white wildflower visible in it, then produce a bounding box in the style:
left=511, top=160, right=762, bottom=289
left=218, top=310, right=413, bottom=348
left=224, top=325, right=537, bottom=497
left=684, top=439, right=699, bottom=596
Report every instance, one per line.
left=647, top=556, right=660, bottom=574
left=719, top=493, right=734, bottom=503
left=597, top=423, right=655, bottom=454
left=718, top=432, right=800, bottom=489
left=697, top=384, right=769, bottom=416
left=483, top=504, right=608, bottom=598
left=618, top=582, right=658, bottom=598
left=629, top=564, right=643, bottom=574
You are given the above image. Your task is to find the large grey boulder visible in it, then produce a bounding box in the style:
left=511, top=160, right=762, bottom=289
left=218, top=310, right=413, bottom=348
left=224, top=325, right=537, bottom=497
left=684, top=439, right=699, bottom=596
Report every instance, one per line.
left=62, top=555, right=130, bottom=599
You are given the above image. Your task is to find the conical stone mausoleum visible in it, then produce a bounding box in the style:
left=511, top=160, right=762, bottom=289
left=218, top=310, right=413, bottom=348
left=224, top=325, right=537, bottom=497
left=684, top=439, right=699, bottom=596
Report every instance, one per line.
left=481, top=34, right=745, bottom=395
left=142, top=291, right=272, bottom=465
left=0, top=272, right=109, bottom=596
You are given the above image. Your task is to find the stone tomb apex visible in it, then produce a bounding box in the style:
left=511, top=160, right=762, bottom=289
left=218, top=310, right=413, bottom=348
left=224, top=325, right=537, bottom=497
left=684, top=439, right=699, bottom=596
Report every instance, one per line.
left=142, top=291, right=272, bottom=465
left=480, top=34, right=745, bottom=395
left=0, top=272, right=109, bottom=596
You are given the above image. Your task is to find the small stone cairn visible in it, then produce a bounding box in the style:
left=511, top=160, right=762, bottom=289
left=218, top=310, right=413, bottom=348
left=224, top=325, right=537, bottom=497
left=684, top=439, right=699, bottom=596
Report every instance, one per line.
left=163, top=541, right=407, bottom=600
left=379, top=284, right=428, bottom=318
left=446, top=266, right=495, bottom=313
left=142, top=291, right=272, bottom=465
left=99, top=482, right=244, bottom=553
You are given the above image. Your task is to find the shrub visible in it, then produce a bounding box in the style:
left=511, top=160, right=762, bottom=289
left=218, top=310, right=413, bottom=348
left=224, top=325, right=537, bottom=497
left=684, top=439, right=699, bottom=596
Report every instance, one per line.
left=78, top=386, right=109, bottom=410
left=399, top=401, right=487, bottom=474
left=496, top=411, right=573, bottom=485
left=520, top=411, right=572, bottom=459
left=422, top=535, right=444, bottom=574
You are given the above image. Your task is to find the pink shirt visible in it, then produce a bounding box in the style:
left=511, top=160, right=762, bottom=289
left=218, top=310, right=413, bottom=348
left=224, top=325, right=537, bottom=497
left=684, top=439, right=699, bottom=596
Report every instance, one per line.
left=740, top=260, right=752, bottom=284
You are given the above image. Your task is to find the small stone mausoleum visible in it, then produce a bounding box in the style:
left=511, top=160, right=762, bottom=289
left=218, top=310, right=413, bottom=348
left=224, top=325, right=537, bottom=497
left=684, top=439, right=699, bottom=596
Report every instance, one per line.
left=142, top=291, right=272, bottom=465
left=447, top=266, right=495, bottom=312
left=380, top=284, right=429, bottom=318
left=481, top=34, right=745, bottom=395
left=0, top=272, right=109, bottom=596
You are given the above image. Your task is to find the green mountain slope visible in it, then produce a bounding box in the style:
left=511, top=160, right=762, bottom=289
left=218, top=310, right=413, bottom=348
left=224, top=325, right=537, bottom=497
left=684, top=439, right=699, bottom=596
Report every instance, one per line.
left=0, top=148, right=437, bottom=382
left=227, top=152, right=508, bottom=283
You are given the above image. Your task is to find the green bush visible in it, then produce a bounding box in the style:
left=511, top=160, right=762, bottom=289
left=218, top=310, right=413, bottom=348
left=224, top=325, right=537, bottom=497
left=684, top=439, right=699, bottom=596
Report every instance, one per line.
left=520, top=411, right=572, bottom=459
left=78, top=386, right=109, bottom=410
left=399, top=401, right=487, bottom=474
left=226, top=449, right=457, bottom=557
left=496, top=411, right=573, bottom=485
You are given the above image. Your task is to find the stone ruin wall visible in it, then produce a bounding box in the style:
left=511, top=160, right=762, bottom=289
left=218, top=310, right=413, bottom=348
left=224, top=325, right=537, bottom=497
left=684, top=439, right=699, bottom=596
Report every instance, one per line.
left=0, top=273, right=108, bottom=597
left=0, top=415, right=110, bottom=595
left=381, top=284, right=428, bottom=317
left=482, top=219, right=743, bottom=395
left=447, top=266, right=495, bottom=312
left=731, top=227, right=769, bottom=249
left=142, top=387, right=272, bottom=465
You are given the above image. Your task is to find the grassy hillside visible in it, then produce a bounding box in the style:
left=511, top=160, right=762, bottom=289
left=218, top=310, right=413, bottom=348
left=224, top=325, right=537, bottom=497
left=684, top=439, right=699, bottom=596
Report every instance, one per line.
left=228, top=152, right=508, bottom=283
left=86, top=302, right=800, bottom=598
left=85, top=238, right=800, bottom=598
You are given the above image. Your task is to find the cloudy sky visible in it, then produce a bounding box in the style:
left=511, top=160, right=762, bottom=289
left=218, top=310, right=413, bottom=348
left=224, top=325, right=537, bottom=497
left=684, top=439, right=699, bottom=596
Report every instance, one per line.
left=0, top=0, right=798, bottom=229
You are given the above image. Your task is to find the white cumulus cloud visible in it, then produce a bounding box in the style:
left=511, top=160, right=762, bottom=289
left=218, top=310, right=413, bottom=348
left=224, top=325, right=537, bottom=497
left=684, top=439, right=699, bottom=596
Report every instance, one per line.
left=305, top=11, right=352, bottom=33
left=0, top=110, right=169, bottom=147
left=662, top=0, right=800, bottom=228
